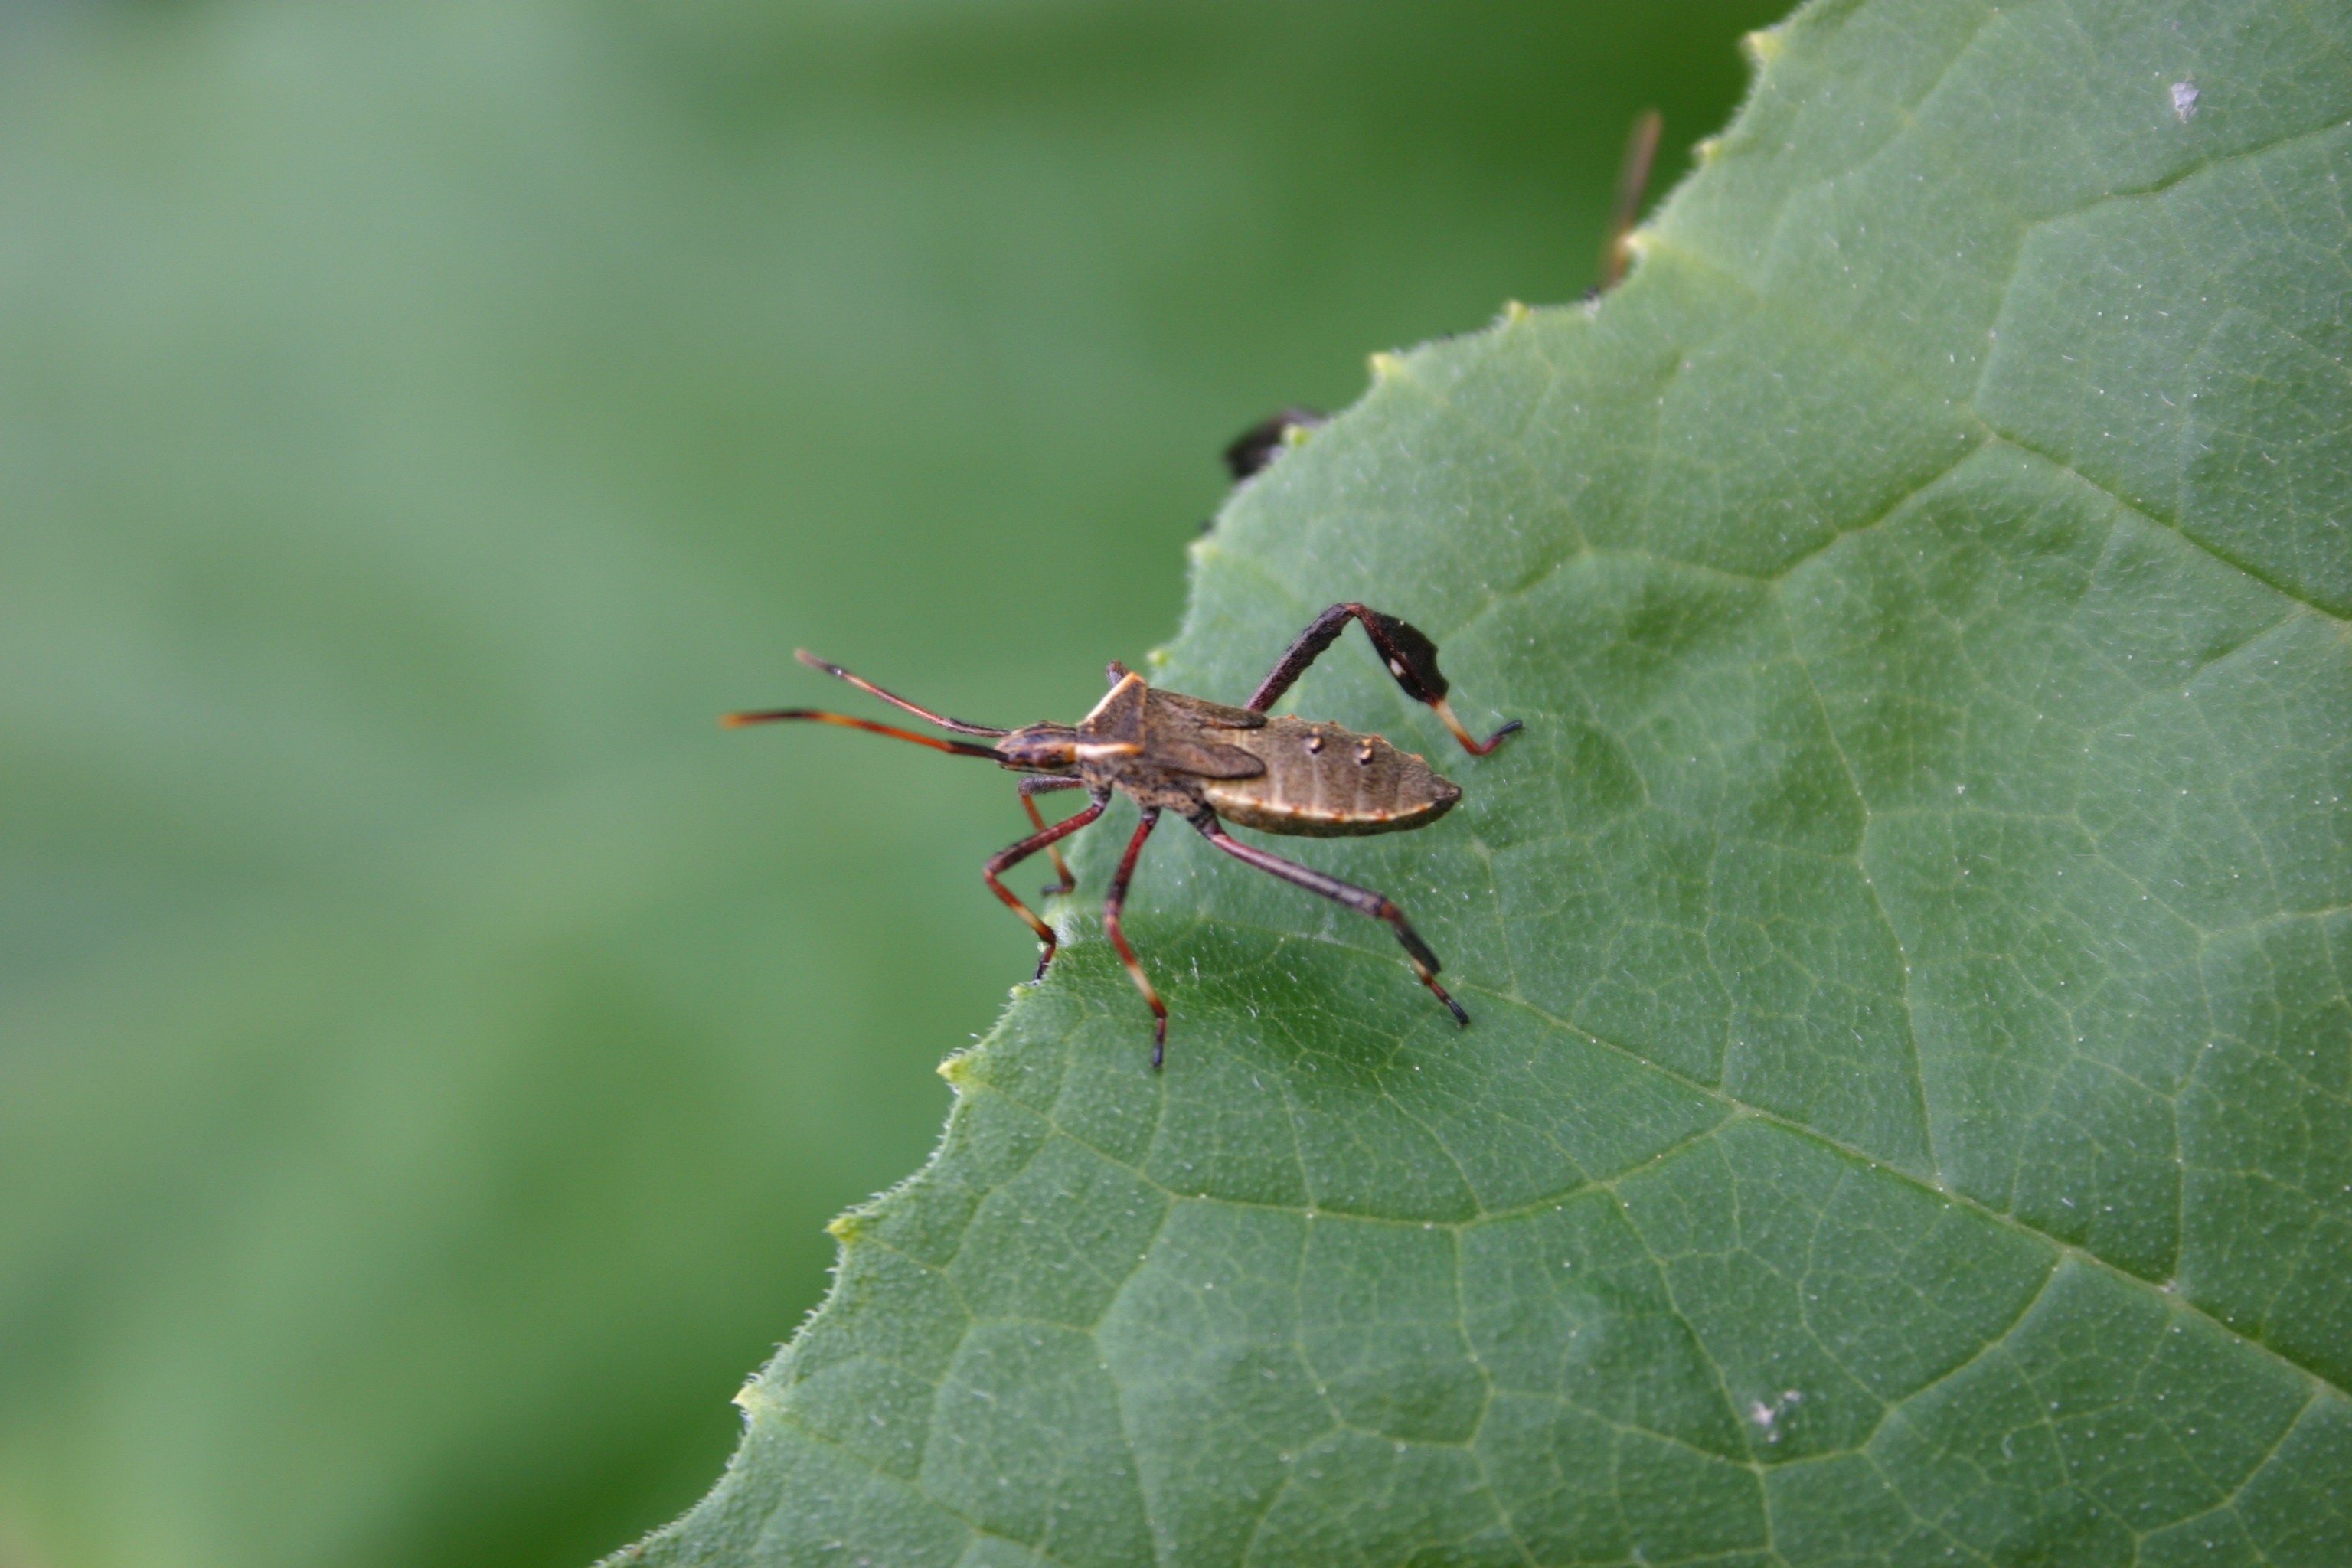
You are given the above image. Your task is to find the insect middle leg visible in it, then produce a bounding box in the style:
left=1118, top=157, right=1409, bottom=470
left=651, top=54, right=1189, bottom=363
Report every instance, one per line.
left=1191, top=814, right=1471, bottom=1027
left=1018, top=775, right=1088, bottom=897
left=984, top=786, right=1108, bottom=979
left=1102, top=808, right=1167, bottom=1067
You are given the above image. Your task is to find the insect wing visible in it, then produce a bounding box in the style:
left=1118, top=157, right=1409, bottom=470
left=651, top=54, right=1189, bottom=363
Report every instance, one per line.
left=1145, top=688, right=1266, bottom=730
left=1149, top=737, right=1266, bottom=779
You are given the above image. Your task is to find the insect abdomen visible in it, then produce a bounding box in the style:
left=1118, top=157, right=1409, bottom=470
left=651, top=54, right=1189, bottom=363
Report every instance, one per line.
left=1200, top=715, right=1461, bottom=837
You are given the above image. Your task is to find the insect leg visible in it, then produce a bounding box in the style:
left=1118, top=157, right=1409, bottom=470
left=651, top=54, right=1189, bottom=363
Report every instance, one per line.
left=1221, top=407, right=1325, bottom=484
left=1243, top=603, right=1352, bottom=713
left=1192, top=815, right=1470, bottom=1027
left=1592, top=108, right=1661, bottom=296
left=1019, top=775, right=1088, bottom=897
left=1243, top=603, right=1521, bottom=756
left=985, top=789, right=1109, bottom=979
left=1102, top=808, right=1168, bottom=1067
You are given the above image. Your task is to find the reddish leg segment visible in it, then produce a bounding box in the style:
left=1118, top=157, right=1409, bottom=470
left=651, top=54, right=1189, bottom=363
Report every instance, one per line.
left=1193, top=816, right=1470, bottom=1027
left=1103, top=808, right=1168, bottom=1067
left=719, top=707, right=1000, bottom=757
left=985, top=789, right=1108, bottom=978
left=1019, top=776, right=1087, bottom=897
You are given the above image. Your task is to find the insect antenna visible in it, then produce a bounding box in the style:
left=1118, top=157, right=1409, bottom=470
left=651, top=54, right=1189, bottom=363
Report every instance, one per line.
left=719, top=707, right=1001, bottom=758
left=791, top=649, right=1008, bottom=737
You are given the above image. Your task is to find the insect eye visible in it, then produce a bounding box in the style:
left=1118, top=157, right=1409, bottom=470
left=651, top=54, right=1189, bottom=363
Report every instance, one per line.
left=999, top=727, right=1078, bottom=769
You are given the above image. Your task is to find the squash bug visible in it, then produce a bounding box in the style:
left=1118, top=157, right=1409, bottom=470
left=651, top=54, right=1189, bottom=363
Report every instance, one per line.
left=725, top=604, right=1519, bottom=1067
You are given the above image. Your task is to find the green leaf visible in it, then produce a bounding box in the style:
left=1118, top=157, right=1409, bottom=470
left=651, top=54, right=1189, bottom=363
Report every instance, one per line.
left=623, top=2, right=2352, bottom=1564
left=1, top=6, right=1785, bottom=1565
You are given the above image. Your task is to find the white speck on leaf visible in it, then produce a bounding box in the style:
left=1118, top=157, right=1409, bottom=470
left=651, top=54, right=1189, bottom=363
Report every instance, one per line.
left=1749, top=1390, right=1803, bottom=1442
left=2171, top=81, right=2198, bottom=121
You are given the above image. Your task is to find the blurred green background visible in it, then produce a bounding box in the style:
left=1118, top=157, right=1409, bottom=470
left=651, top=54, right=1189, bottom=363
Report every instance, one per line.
left=0, top=4, right=1776, bottom=1565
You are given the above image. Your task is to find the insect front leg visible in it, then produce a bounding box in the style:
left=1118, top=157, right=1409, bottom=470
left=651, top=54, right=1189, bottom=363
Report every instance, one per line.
left=1018, top=775, right=1089, bottom=898
left=1244, top=602, right=1521, bottom=756
left=1191, top=813, right=1471, bottom=1027
left=984, top=786, right=1108, bottom=979
left=1102, top=808, right=1168, bottom=1067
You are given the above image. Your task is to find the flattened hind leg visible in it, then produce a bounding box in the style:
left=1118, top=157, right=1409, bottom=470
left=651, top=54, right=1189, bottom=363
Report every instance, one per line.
left=1243, top=603, right=1521, bottom=756
left=1191, top=814, right=1470, bottom=1027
